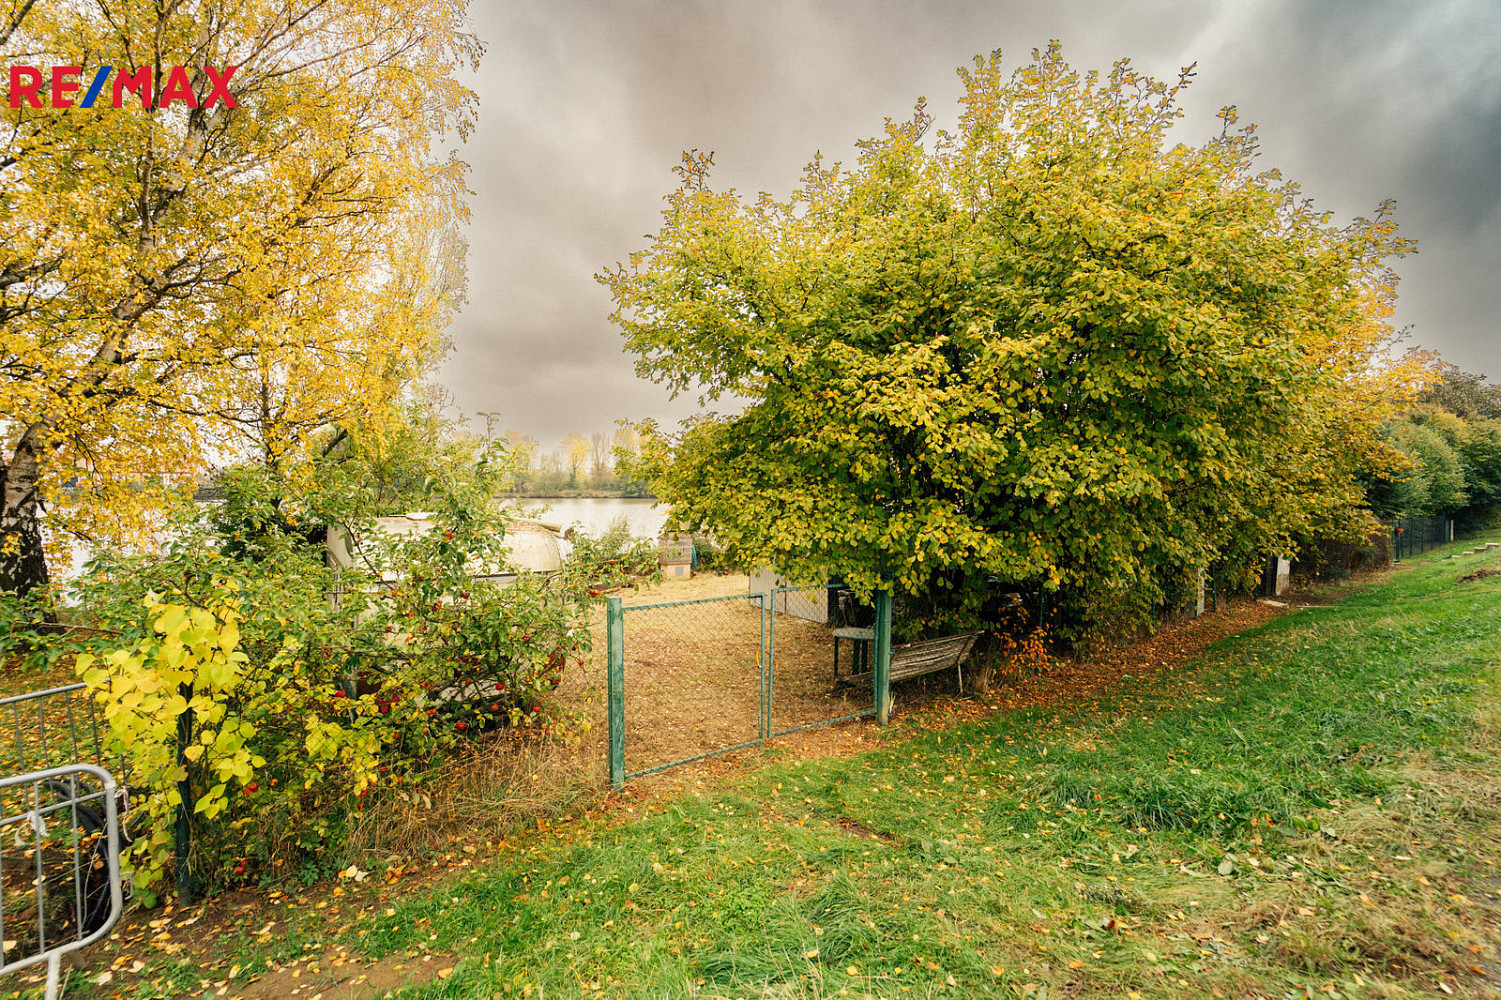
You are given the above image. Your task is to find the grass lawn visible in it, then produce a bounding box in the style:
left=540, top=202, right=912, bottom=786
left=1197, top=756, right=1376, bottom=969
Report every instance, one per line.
left=32, top=541, right=1501, bottom=999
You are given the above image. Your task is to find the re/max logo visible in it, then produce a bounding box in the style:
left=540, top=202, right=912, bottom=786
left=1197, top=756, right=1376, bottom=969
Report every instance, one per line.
left=7, top=65, right=238, bottom=110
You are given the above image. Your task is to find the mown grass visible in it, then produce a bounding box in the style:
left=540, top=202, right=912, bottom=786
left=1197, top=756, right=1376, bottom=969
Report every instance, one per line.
left=53, top=540, right=1501, bottom=999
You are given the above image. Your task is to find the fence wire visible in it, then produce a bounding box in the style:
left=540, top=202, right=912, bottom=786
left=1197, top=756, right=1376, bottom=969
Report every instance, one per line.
left=608, top=588, right=882, bottom=783
left=618, top=593, right=768, bottom=777
left=767, top=588, right=873, bottom=737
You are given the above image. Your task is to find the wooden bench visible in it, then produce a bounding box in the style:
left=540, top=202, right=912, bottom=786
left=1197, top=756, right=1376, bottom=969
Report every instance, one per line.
left=837, top=631, right=983, bottom=692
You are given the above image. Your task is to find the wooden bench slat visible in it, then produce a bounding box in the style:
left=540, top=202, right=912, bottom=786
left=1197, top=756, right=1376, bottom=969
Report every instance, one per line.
left=840, top=631, right=982, bottom=688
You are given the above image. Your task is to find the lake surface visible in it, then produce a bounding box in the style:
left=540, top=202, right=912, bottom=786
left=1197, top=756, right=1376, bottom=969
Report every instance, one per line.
left=521, top=497, right=669, bottom=539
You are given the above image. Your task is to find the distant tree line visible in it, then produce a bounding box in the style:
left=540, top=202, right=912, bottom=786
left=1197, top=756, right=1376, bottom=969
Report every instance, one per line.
left=1368, top=364, right=1501, bottom=530
left=496, top=427, right=654, bottom=498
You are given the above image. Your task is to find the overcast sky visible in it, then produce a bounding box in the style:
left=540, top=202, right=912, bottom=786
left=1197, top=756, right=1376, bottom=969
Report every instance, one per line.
left=440, top=0, right=1501, bottom=449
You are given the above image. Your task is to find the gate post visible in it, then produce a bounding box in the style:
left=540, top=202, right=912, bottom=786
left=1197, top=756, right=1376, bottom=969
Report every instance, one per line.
left=873, top=589, right=893, bottom=725
left=760, top=593, right=772, bottom=740
left=606, top=597, right=625, bottom=789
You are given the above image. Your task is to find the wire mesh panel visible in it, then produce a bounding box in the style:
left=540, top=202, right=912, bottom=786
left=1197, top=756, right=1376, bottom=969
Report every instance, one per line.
left=0, top=684, right=117, bottom=780
left=0, top=764, right=124, bottom=999
left=768, top=587, right=873, bottom=735
left=618, top=593, right=768, bottom=777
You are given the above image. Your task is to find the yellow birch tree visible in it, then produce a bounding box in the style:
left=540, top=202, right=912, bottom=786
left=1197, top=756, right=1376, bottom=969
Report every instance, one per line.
left=1, top=0, right=477, bottom=595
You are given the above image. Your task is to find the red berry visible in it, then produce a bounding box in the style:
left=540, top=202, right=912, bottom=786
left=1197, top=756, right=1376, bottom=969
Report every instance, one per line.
left=332, top=690, right=346, bottom=699
left=244, top=782, right=258, bottom=794
left=490, top=704, right=501, bottom=712
left=455, top=721, right=468, bottom=731
left=426, top=708, right=437, bottom=716
left=588, top=589, right=601, bottom=597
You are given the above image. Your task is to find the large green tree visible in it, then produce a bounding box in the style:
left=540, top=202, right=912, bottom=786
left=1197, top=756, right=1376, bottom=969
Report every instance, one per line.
left=1374, top=402, right=1501, bottom=527
left=1417, top=363, right=1501, bottom=421
left=603, top=46, right=1412, bottom=619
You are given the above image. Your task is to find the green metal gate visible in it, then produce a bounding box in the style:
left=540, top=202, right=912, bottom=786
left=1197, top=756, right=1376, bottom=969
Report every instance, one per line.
left=606, top=588, right=891, bottom=787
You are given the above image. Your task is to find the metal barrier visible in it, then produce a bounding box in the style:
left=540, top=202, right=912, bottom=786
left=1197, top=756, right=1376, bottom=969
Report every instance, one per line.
left=0, top=764, right=124, bottom=1000
left=1393, top=516, right=1454, bottom=562
left=0, top=683, right=118, bottom=779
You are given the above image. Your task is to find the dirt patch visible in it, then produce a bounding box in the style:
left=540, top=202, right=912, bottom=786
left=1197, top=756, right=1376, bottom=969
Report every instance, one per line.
left=228, top=949, right=461, bottom=1000
left=1459, top=566, right=1501, bottom=584
left=836, top=816, right=895, bottom=842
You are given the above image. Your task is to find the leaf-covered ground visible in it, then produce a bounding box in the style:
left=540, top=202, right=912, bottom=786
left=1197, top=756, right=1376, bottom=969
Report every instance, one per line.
left=19, top=540, right=1501, bottom=999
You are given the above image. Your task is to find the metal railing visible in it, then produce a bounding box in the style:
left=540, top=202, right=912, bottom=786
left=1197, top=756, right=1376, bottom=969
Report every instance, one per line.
left=0, top=764, right=124, bottom=1000
left=0, top=684, right=118, bottom=779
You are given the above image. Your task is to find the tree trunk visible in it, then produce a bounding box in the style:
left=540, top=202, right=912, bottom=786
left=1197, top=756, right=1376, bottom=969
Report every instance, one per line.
left=0, top=306, right=150, bottom=598
left=0, top=436, right=50, bottom=596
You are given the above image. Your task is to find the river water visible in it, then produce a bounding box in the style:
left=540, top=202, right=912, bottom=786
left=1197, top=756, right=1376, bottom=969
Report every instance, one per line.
left=520, top=497, right=669, bottom=539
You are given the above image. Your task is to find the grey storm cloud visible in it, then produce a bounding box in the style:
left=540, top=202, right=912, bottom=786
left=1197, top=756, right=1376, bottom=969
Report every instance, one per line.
left=440, top=0, right=1501, bottom=448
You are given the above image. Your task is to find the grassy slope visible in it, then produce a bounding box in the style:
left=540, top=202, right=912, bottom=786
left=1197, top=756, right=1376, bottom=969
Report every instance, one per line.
left=70, top=543, right=1501, bottom=999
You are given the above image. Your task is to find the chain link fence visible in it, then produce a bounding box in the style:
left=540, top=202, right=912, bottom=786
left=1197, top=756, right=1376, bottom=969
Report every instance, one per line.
left=612, top=592, right=769, bottom=778
left=606, top=588, right=887, bottom=784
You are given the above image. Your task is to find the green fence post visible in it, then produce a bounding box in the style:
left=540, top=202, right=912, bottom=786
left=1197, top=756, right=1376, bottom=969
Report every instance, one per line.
left=761, top=592, right=772, bottom=740
left=607, top=597, right=625, bottom=789
left=873, top=589, right=892, bottom=725
left=175, top=684, right=195, bottom=904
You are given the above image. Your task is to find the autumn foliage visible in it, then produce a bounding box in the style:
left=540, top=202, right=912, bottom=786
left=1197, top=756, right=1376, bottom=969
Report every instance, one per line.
left=0, top=0, right=477, bottom=595
left=604, top=45, right=1421, bottom=637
